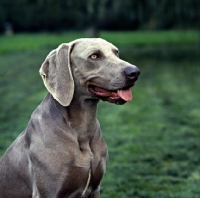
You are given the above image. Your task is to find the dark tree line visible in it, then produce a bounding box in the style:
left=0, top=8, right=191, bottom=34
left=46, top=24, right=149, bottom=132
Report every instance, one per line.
left=0, top=0, right=199, bottom=33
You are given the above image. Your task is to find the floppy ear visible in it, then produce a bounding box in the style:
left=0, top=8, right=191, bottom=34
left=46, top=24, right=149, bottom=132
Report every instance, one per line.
left=39, top=43, right=74, bottom=106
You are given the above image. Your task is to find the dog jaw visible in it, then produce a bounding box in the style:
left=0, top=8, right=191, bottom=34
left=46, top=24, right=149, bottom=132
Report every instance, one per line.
left=88, top=85, right=133, bottom=105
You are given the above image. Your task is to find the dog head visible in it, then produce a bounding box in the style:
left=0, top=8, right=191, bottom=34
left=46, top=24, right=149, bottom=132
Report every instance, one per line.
left=39, top=38, right=140, bottom=106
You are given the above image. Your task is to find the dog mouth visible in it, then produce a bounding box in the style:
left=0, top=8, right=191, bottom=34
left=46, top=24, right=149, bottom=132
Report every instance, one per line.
left=88, top=85, right=133, bottom=105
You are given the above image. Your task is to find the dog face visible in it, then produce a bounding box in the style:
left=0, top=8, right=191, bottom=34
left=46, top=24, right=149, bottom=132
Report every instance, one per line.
left=40, top=38, right=140, bottom=106
left=70, top=38, right=140, bottom=105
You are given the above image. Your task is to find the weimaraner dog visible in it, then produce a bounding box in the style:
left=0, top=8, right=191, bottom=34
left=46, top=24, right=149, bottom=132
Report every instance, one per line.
left=0, top=38, right=140, bottom=198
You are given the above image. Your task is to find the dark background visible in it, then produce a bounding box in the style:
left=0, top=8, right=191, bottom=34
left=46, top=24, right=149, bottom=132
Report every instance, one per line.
left=0, top=0, right=199, bottom=33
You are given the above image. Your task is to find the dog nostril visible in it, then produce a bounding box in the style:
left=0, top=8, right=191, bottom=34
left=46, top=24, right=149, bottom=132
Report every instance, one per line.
left=124, top=66, right=140, bottom=78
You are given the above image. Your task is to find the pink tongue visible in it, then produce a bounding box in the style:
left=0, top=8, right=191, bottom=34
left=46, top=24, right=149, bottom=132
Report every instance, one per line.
left=118, top=88, right=132, bottom=101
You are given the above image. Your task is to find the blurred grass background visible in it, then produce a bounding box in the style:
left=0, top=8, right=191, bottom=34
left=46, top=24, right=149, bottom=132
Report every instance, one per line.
left=0, top=31, right=199, bottom=197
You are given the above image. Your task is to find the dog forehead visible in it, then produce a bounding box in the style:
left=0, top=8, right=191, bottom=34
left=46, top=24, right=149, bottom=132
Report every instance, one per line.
left=72, top=38, right=117, bottom=57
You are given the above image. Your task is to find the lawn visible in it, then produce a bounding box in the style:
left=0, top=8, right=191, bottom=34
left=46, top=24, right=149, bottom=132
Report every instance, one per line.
left=0, top=30, right=199, bottom=55
left=0, top=31, right=200, bottom=197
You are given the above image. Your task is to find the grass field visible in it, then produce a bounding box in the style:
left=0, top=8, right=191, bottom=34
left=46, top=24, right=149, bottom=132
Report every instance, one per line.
left=0, top=31, right=200, bottom=197
left=0, top=30, right=199, bottom=55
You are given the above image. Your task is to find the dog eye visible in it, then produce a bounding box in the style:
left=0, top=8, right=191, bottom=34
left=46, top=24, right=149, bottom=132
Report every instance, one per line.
left=115, top=50, right=119, bottom=57
left=90, top=54, right=99, bottom=60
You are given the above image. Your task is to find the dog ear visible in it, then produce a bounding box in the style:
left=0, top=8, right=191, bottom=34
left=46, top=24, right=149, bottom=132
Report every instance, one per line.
left=39, top=43, right=75, bottom=106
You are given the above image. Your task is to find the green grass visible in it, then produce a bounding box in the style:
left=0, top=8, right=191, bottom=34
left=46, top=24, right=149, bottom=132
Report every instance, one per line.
left=0, top=32, right=86, bottom=55
left=0, top=31, right=200, bottom=197
left=99, top=58, right=200, bottom=197
left=101, top=30, right=200, bottom=46
left=0, top=30, right=199, bottom=55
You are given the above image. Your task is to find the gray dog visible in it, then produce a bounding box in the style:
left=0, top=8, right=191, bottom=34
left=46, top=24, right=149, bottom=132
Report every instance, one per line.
left=0, top=38, right=140, bottom=198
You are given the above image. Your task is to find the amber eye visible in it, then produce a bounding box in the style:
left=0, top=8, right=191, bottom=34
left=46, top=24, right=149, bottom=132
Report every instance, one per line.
left=90, top=54, right=98, bottom=59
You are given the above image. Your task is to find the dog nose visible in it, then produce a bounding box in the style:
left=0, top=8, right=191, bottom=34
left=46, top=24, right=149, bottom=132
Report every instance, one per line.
left=124, top=66, right=140, bottom=80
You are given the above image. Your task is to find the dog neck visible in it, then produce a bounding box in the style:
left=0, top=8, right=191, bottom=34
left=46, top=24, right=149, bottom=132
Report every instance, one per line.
left=44, top=93, right=99, bottom=141
left=67, top=95, right=99, bottom=127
